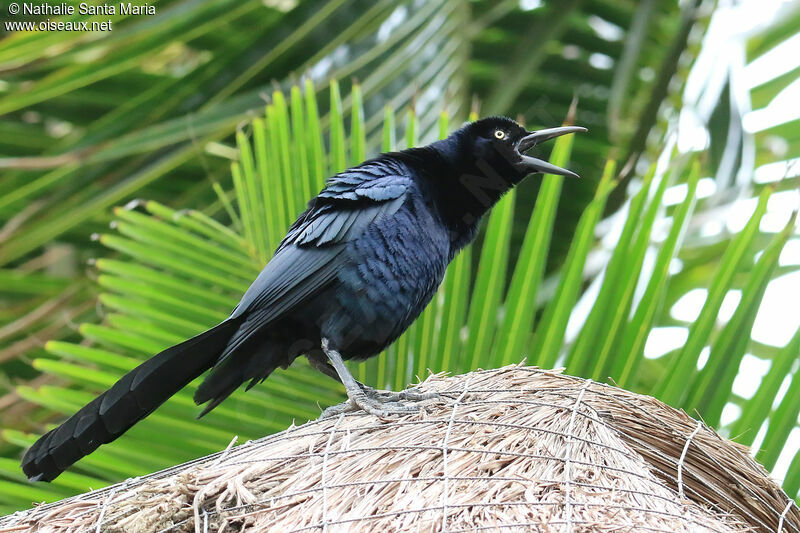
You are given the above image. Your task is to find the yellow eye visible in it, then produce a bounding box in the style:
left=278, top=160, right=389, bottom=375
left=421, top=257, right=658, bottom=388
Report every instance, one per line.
left=494, top=130, right=506, bottom=139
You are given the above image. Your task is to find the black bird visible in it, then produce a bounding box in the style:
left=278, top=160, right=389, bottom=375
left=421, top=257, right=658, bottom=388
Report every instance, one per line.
left=21, top=116, right=585, bottom=482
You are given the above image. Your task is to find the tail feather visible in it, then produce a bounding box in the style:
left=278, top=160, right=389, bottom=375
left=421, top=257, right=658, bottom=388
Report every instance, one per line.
left=194, top=337, right=285, bottom=418
left=22, top=320, right=239, bottom=482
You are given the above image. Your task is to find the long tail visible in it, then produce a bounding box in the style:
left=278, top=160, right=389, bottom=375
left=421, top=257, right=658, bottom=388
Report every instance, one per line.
left=21, top=320, right=239, bottom=482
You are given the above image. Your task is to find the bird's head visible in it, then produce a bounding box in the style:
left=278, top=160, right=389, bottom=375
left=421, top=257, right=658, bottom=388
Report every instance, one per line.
left=408, top=116, right=587, bottom=243
left=457, top=116, right=587, bottom=184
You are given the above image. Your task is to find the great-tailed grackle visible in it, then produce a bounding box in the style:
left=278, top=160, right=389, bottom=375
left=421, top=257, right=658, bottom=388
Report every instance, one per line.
left=22, top=116, right=585, bottom=482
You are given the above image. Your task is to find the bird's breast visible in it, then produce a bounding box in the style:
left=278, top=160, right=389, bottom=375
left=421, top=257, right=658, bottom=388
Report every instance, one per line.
left=322, top=198, right=451, bottom=359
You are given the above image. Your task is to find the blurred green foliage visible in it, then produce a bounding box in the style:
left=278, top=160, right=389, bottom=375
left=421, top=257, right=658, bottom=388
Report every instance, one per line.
left=0, top=0, right=799, bottom=512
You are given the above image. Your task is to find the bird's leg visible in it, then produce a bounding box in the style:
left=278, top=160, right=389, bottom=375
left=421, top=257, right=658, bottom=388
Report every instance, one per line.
left=307, top=353, right=437, bottom=402
left=320, top=338, right=435, bottom=418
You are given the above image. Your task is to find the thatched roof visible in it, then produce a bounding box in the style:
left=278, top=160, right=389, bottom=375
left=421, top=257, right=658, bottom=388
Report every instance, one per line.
left=2, top=365, right=798, bottom=532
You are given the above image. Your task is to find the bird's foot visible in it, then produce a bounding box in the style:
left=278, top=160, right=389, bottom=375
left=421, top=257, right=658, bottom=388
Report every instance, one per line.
left=319, top=395, right=414, bottom=419
left=319, top=338, right=440, bottom=419
left=320, top=384, right=439, bottom=419
left=359, top=383, right=440, bottom=403
left=355, top=383, right=439, bottom=417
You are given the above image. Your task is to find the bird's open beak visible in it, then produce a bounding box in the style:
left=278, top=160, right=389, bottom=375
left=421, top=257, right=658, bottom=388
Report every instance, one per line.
left=516, top=126, right=587, bottom=178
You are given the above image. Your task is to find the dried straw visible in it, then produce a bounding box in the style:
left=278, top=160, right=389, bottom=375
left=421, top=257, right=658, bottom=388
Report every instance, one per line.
left=2, top=365, right=797, bottom=532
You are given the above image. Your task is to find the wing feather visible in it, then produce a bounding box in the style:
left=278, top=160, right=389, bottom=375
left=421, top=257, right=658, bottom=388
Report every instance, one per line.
left=222, top=159, right=412, bottom=358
